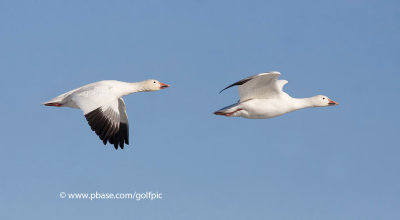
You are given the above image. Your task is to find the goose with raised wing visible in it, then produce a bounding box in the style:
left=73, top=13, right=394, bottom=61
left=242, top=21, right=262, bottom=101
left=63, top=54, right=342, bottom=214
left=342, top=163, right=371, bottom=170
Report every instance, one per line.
left=214, top=72, right=338, bottom=118
left=43, top=79, right=170, bottom=149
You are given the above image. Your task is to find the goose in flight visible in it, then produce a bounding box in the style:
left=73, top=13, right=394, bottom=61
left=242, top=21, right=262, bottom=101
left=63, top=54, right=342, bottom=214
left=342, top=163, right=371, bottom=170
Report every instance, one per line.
left=214, top=72, right=338, bottom=119
left=43, top=79, right=170, bottom=149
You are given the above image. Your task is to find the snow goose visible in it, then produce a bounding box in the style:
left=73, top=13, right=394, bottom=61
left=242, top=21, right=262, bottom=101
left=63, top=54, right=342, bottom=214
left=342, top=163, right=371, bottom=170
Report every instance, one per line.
left=43, top=79, right=170, bottom=149
left=214, top=72, right=338, bottom=119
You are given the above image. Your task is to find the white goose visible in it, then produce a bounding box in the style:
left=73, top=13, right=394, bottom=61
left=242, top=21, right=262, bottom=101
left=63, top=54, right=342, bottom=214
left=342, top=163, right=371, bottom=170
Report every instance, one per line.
left=43, top=79, right=170, bottom=149
left=214, top=72, right=338, bottom=118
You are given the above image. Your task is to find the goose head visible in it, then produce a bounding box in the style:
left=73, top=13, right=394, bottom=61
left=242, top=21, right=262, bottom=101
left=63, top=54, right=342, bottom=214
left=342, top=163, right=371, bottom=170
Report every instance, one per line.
left=312, top=95, right=339, bottom=107
left=143, top=79, right=170, bottom=91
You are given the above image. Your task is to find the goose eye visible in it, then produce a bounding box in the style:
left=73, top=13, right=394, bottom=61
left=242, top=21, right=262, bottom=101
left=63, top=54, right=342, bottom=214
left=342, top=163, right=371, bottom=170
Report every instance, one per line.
left=153, top=81, right=156, bottom=83
left=323, top=97, right=325, bottom=99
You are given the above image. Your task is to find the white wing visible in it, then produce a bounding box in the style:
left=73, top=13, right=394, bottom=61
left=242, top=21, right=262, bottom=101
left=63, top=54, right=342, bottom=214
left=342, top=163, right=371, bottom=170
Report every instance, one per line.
left=276, top=79, right=288, bottom=92
left=71, top=92, right=129, bottom=149
left=220, top=72, right=286, bottom=102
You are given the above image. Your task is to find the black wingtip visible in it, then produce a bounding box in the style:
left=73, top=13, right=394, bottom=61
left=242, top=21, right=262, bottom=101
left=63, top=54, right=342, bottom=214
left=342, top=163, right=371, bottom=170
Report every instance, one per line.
left=218, top=86, right=231, bottom=94
left=85, top=108, right=130, bottom=150
left=218, top=78, right=252, bottom=94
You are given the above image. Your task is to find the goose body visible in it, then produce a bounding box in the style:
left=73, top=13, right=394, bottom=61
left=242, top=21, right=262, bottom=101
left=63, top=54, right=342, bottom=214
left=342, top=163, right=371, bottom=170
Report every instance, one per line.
left=214, top=72, right=338, bottom=119
left=43, top=79, right=170, bottom=149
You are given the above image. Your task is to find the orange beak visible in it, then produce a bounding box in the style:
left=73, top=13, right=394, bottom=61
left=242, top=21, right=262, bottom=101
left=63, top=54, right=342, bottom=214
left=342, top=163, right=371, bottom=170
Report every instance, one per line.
left=159, top=82, right=170, bottom=89
left=328, top=99, right=339, bottom=105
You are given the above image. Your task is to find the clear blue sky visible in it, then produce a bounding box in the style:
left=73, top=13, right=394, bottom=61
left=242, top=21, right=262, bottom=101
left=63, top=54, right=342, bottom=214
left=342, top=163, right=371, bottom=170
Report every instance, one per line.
left=1, top=0, right=399, bottom=219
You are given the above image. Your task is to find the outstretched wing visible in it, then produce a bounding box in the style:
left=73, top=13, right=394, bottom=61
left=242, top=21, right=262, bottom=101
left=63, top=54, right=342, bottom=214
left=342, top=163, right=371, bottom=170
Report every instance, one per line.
left=72, top=94, right=129, bottom=149
left=220, top=72, right=286, bottom=102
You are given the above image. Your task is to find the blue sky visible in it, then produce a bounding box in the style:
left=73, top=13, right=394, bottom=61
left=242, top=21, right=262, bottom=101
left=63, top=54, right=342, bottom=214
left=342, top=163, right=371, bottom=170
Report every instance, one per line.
left=1, top=0, right=399, bottom=219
